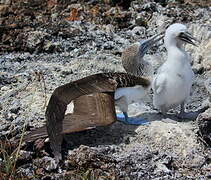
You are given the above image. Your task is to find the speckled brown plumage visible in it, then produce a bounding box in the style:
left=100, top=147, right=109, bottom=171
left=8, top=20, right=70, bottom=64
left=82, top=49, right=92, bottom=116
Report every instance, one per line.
left=21, top=73, right=150, bottom=160
left=121, top=43, right=152, bottom=76
left=47, top=73, right=150, bottom=159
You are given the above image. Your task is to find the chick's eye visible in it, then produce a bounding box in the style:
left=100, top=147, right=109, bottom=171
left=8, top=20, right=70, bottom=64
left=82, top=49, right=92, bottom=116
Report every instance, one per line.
left=178, top=32, right=185, bottom=38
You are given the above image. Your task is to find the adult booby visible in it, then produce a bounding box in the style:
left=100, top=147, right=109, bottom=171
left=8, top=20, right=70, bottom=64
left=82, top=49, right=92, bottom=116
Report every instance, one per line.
left=115, top=33, right=163, bottom=124
left=152, top=23, right=198, bottom=119
left=122, top=33, right=163, bottom=76
left=21, top=73, right=150, bottom=161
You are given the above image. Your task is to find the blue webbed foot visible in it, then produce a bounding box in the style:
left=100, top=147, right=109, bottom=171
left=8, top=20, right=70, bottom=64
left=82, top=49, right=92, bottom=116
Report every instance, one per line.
left=116, top=113, right=149, bottom=125
left=116, top=113, right=125, bottom=121
left=177, top=111, right=200, bottom=120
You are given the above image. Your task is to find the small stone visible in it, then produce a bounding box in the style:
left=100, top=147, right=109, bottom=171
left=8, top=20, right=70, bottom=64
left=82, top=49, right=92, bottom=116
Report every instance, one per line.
left=103, top=41, right=114, bottom=50
left=0, top=5, right=9, bottom=16
left=43, top=41, right=63, bottom=53
left=205, top=78, right=211, bottom=102
left=18, top=150, right=34, bottom=162
left=26, top=31, right=50, bottom=53
left=61, top=70, right=73, bottom=76
left=51, top=13, right=59, bottom=21
left=155, top=162, right=171, bottom=174
left=0, top=102, right=2, bottom=111
left=135, top=16, right=147, bottom=27
left=17, top=165, right=34, bottom=178
left=6, top=112, right=15, bottom=121
left=131, top=26, right=146, bottom=36
left=10, top=106, right=20, bottom=114
left=35, top=156, right=58, bottom=172
left=190, top=155, right=206, bottom=168
left=0, top=124, right=9, bottom=131
left=0, top=0, right=11, bottom=5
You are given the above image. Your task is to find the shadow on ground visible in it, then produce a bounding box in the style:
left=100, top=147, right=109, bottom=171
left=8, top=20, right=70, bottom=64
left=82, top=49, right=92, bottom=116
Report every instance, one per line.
left=62, top=105, right=208, bottom=152
left=63, top=121, right=138, bottom=150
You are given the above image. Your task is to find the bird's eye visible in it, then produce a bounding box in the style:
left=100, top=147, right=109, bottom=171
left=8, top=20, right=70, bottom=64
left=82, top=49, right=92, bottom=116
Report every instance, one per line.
left=179, top=32, right=185, bottom=37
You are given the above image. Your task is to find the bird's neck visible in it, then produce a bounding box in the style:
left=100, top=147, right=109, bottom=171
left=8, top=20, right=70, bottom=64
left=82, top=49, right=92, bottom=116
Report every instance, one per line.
left=164, top=35, right=185, bottom=51
left=165, top=37, right=186, bottom=55
left=165, top=41, right=185, bottom=51
left=167, top=45, right=184, bottom=53
left=166, top=42, right=189, bottom=65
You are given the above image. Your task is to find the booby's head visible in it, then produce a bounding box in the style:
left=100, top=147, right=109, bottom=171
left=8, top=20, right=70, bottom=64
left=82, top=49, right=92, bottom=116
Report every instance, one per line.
left=139, top=33, right=164, bottom=58
left=164, top=23, right=198, bottom=48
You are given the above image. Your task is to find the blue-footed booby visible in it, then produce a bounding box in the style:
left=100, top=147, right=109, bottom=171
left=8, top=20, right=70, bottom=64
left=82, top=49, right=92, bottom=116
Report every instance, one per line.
left=17, top=73, right=150, bottom=161
left=122, top=33, right=163, bottom=76
left=115, top=33, right=163, bottom=124
left=152, top=23, right=199, bottom=119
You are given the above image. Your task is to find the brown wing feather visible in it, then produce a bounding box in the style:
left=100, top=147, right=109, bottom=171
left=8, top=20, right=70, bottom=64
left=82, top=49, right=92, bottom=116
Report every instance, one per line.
left=46, top=73, right=150, bottom=159
left=63, top=93, right=116, bottom=133
left=13, top=73, right=149, bottom=158
left=52, top=73, right=150, bottom=105
left=45, top=73, right=149, bottom=159
left=23, top=93, right=116, bottom=142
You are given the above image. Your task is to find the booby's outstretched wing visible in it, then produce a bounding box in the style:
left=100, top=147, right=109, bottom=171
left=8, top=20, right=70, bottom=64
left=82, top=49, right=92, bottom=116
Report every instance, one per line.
left=23, top=92, right=116, bottom=142
left=24, top=73, right=150, bottom=161
left=47, top=73, right=150, bottom=160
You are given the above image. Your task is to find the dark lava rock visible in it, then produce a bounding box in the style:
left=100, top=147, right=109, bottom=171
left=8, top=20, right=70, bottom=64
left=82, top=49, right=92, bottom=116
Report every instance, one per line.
left=10, top=105, right=20, bottom=114
left=197, top=108, right=211, bottom=146
left=16, top=150, right=34, bottom=166
left=66, top=145, right=116, bottom=169
left=205, top=78, right=211, bottom=102
left=0, top=74, right=17, bottom=85
left=0, top=102, right=2, bottom=111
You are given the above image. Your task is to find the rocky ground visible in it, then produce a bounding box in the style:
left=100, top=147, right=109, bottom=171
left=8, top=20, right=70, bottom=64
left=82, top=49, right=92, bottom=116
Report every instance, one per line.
left=0, top=0, right=211, bottom=179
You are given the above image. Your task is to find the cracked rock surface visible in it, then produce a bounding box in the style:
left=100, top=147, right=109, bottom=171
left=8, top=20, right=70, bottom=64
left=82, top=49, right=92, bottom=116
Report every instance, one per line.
left=0, top=0, right=210, bottom=179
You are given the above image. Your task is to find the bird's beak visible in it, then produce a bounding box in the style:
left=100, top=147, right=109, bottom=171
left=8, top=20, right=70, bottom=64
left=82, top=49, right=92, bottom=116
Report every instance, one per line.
left=140, top=32, right=164, bottom=56
left=178, top=32, right=199, bottom=46
left=145, top=32, right=164, bottom=47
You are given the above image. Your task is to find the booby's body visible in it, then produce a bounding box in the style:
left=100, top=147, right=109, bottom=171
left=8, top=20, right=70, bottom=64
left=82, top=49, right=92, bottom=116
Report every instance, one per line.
left=152, top=23, right=197, bottom=115
left=43, top=72, right=151, bottom=160
left=122, top=42, right=153, bottom=77
left=153, top=47, right=194, bottom=111
left=116, top=33, right=163, bottom=123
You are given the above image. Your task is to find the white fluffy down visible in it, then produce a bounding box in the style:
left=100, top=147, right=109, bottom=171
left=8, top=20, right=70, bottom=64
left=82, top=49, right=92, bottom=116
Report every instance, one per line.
left=152, top=23, right=194, bottom=112
left=115, top=85, right=150, bottom=112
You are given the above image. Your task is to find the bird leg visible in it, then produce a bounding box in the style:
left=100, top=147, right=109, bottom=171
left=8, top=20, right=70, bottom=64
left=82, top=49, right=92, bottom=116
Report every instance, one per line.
left=177, top=102, right=200, bottom=120
left=158, top=105, right=178, bottom=123
left=158, top=105, right=168, bottom=118
left=116, top=111, right=149, bottom=125
left=115, top=96, right=149, bottom=125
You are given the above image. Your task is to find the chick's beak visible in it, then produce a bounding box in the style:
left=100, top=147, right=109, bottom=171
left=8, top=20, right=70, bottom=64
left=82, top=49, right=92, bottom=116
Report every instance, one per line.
left=178, top=32, right=199, bottom=46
